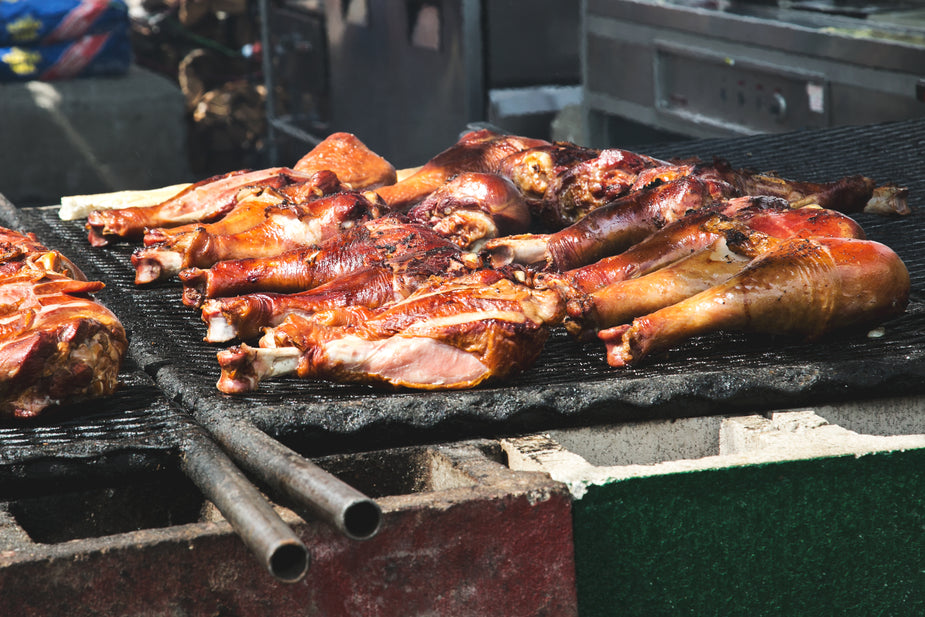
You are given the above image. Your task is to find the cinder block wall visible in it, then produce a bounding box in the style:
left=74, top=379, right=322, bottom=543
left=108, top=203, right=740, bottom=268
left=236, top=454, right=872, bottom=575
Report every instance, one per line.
left=504, top=410, right=925, bottom=616
left=0, top=66, right=191, bottom=206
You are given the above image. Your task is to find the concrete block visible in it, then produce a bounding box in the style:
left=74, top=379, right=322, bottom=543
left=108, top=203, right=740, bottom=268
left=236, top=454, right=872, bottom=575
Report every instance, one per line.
left=0, top=66, right=191, bottom=206
left=503, top=410, right=925, bottom=616
left=0, top=440, right=578, bottom=617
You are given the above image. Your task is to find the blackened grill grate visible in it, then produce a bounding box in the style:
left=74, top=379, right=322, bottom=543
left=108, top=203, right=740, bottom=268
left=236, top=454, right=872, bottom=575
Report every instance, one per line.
left=3, top=118, right=925, bottom=461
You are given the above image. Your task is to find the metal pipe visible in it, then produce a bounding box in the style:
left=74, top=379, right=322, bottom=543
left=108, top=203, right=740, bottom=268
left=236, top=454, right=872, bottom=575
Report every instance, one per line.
left=202, top=416, right=382, bottom=541
left=179, top=430, right=310, bottom=583
left=257, top=0, right=278, bottom=165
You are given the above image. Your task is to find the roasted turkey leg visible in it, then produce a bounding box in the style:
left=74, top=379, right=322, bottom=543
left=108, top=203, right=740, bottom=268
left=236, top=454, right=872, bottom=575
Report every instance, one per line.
left=600, top=237, right=910, bottom=367
left=131, top=191, right=380, bottom=284
left=215, top=270, right=565, bottom=393
left=141, top=170, right=344, bottom=246
left=178, top=215, right=475, bottom=306
left=375, top=129, right=549, bottom=210
left=85, top=168, right=312, bottom=246
left=198, top=245, right=474, bottom=342
left=484, top=171, right=736, bottom=270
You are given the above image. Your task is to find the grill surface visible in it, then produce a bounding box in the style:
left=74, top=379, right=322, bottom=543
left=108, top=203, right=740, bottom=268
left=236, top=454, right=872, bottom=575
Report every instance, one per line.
left=2, top=118, right=924, bottom=461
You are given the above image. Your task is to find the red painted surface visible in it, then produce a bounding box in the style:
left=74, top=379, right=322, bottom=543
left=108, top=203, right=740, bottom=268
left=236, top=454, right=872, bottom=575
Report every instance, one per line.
left=0, top=443, right=577, bottom=616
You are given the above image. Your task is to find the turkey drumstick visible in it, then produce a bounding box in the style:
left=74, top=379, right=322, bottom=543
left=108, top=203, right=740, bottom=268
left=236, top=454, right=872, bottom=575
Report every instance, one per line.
left=131, top=191, right=380, bottom=284
left=215, top=269, right=565, bottom=393
left=178, top=172, right=528, bottom=305
left=600, top=236, right=910, bottom=367
left=563, top=205, right=867, bottom=338
left=199, top=247, right=477, bottom=343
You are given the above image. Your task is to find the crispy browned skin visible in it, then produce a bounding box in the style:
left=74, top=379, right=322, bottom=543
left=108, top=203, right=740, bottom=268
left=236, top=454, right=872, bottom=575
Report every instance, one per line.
left=141, top=170, right=344, bottom=246
left=215, top=269, right=565, bottom=393
left=716, top=161, right=878, bottom=212
left=484, top=170, right=736, bottom=271
left=375, top=129, right=549, bottom=210
left=498, top=143, right=668, bottom=228
left=600, top=236, right=910, bottom=367
left=554, top=199, right=866, bottom=295
left=131, top=191, right=380, bottom=284
left=564, top=205, right=867, bottom=338
left=198, top=245, right=476, bottom=343
left=0, top=228, right=127, bottom=419
left=85, top=168, right=312, bottom=246
left=179, top=214, right=468, bottom=307
left=293, top=132, right=397, bottom=189
left=0, top=228, right=87, bottom=281
left=406, top=172, right=531, bottom=249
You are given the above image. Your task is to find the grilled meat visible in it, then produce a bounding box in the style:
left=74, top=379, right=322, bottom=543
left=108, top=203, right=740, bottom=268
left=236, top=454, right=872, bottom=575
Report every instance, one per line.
left=85, top=167, right=312, bottom=246
left=292, top=132, right=397, bottom=189
left=485, top=170, right=736, bottom=270
left=215, top=269, right=565, bottom=393
left=199, top=247, right=478, bottom=343
left=0, top=228, right=126, bottom=419
left=131, top=191, right=381, bottom=284
left=406, top=172, right=531, bottom=251
left=375, top=129, right=549, bottom=210
left=179, top=214, right=474, bottom=307
left=600, top=236, right=910, bottom=367
left=141, top=170, right=344, bottom=247
left=497, top=143, right=668, bottom=228
left=562, top=205, right=867, bottom=338
left=86, top=132, right=395, bottom=247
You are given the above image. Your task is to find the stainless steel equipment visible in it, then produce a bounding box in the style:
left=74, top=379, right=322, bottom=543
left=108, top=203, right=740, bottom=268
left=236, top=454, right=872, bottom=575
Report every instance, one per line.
left=583, top=0, right=925, bottom=147
left=262, top=0, right=580, bottom=168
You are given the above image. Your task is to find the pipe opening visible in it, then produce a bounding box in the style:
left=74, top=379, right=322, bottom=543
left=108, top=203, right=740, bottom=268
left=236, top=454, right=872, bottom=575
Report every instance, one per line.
left=269, top=542, right=310, bottom=583
left=343, top=499, right=382, bottom=540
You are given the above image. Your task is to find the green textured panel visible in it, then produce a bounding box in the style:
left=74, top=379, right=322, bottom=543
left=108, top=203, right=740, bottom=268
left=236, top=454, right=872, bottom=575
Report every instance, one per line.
left=573, top=449, right=925, bottom=616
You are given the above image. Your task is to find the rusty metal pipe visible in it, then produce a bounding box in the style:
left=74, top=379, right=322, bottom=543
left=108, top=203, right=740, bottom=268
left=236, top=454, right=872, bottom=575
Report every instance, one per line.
left=202, top=417, right=382, bottom=541
left=179, top=431, right=310, bottom=583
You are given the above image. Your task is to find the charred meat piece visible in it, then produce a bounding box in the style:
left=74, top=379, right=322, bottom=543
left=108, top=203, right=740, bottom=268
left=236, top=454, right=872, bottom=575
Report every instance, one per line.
left=562, top=205, right=867, bottom=338
left=406, top=172, right=531, bottom=251
left=179, top=214, right=474, bottom=307
left=215, top=269, right=565, bottom=393
left=0, top=228, right=126, bottom=419
left=86, top=132, right=394, bottom=247
left=199, top=246, right=478, bottom=343
left=484, top=169, right=737, bottom=270
left=498, top=142, right=668, bottom=228
left=141, top=170, right=344, bottom=247
left=85, top=167, right=313, bottom=246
